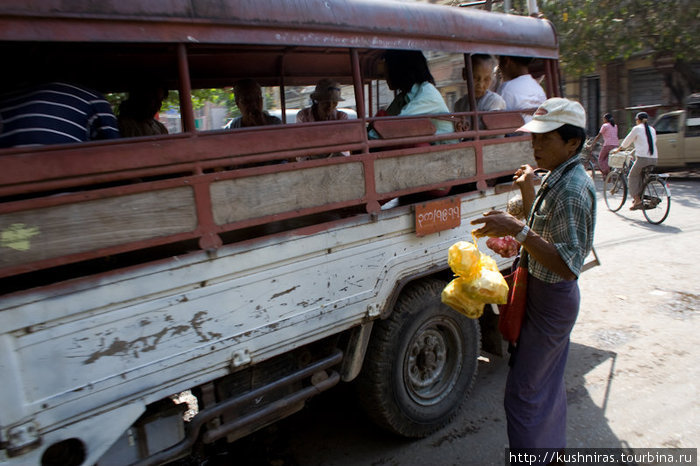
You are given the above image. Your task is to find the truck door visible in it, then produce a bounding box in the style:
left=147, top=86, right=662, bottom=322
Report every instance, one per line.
left=684, top=102, right=700, bottom=165
left=654, top=112, right=682, bottom=167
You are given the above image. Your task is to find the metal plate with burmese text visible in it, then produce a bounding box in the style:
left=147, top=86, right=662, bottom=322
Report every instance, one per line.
left=415, top=197, right=461, bottom=237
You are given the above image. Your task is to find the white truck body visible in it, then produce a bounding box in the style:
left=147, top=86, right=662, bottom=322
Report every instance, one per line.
left=1, top=190, right=513, bottom=464
left=0, top=1, right=561, bottom=464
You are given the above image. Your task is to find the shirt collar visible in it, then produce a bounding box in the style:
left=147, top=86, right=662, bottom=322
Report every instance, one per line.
left=406, top=82, right=425, bottom=103
left=541, top=154, right=580, bottom=189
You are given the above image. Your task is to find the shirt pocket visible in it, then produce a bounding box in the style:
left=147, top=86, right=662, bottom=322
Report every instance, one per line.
left=530, top=211, right=549, bottom=235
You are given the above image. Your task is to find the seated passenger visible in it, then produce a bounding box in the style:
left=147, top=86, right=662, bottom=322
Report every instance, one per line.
left=0, top=81, right=120, bottom=148
left=297, top=79, right=348, bottom=123
left=118, top=85, right=169, bottom=137
left=296, top=78, right=351, bottom=160
left=369, top=49, right=454, bottom=143
left=228, top=79, right=281, bottom=128
left=454, top=54, right=506, bottom=132
left=497, top=55, right=546, bottom=122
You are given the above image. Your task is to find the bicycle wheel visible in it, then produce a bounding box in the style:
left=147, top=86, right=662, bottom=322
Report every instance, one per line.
left=604, top=170, right=627, bottom=212
left=642, top=178, right=670, bottom=224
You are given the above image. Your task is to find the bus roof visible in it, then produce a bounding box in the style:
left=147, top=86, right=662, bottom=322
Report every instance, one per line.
left=0, top=0, right=558, bottom=59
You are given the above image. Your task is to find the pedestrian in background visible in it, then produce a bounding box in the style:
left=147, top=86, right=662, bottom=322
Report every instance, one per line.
left=590, top=112, right=618, bottom=176
left=471, top=98, right=596, bottom=458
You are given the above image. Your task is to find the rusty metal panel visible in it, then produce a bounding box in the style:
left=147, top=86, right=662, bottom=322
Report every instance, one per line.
left=0, top=123, right=367, bottom=196
left=0, top=0, right=559, bottom=58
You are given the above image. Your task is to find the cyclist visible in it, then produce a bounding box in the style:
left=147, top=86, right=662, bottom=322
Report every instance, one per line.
left=590, top=112, right=618, bottom=176
left=610, top=111, right=658, bottom=210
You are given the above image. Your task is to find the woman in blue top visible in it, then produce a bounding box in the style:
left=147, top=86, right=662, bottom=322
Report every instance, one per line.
left=369, top=49, right=454, bottom=142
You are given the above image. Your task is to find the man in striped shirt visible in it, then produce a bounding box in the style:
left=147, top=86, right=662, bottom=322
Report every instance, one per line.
left=0, top=82, right=120, bottom=148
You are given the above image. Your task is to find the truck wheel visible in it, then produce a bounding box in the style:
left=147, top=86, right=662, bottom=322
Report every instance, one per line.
left=355, top=278, right=480, bottom=437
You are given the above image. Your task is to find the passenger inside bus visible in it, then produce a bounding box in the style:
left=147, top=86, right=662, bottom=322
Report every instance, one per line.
left=227, top=79, right=282, bottom=129
left=295, top=78, right=351, bottom=160
left=0, top=81, right=120, bottom=148
left=497, top=55, right=546, bottom=122
left=117, top=85, right=169, bottom=137
left=296, top=78, right=349, bottom=123
left=368, top=49, right=454, bottom=143
left=454, top=54, right=506, bottom=133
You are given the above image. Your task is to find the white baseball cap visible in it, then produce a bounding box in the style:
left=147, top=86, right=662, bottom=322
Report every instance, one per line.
left=517, top=97, right=586, bottom=133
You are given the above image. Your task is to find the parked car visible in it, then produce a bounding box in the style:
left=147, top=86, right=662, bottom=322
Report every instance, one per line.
left=654, top=93, right=700, bottom=170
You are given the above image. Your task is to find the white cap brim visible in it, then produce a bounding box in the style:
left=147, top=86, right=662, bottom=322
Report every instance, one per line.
left=517, top=119, right=565, bottom=134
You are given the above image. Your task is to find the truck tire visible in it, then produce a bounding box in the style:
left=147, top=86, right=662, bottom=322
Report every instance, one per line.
left=355, top=278, right=480, bottom=437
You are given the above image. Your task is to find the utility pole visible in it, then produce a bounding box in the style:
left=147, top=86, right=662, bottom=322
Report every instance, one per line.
left=527, top=0, right=539, bottom=15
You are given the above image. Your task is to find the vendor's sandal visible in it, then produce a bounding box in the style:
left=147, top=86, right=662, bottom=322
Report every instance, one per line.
left=630, top=202, right=642, bottom=211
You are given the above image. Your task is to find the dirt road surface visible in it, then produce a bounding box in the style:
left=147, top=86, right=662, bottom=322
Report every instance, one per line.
left=213, top=174, right=700, bottom=466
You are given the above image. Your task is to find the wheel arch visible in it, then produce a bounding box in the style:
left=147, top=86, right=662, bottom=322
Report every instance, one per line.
left=378, top=264, right=450, bottom=320
left=375, top=265, right=503, bottom=357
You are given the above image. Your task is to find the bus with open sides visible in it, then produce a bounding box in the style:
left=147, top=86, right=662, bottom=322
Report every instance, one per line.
left=0, top=1, right=561, bottom=464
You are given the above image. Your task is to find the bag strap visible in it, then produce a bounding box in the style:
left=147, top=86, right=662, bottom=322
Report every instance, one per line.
left=520, top=158, right=580, bottom=267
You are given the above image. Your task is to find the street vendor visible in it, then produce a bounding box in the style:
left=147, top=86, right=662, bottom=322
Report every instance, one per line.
left=471, top=97, right=596, bottom=457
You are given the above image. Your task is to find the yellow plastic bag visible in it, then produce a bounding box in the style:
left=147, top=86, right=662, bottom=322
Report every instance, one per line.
left=462, top=267, right=509, bottom=305
left=441, top=236, right=509, bottom=318
left=441, top=278, right=485, bottom=319
left=447, top=241, right=481, bottom=281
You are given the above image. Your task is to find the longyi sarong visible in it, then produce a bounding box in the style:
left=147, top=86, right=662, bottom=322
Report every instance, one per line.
left=504, top=274, right=580, bottom=454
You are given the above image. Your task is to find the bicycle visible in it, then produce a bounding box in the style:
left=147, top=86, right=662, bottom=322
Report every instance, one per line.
left=580, top=138, right=601, bottom=181
left=603, top=150, right=671, bottom=224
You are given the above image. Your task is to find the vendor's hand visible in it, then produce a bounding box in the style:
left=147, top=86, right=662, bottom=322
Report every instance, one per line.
left=471, top=210, right=524, bottom=238
left=513, top=164, right=536, bottom=188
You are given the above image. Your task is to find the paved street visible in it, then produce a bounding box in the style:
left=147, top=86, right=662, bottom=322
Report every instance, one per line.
left=222, top=173, right=700, bottom=466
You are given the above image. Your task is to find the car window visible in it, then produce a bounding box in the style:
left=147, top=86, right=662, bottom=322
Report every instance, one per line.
left=686, top=116, right=700, bottom=137
left=655, top=115, right=679, bottom=134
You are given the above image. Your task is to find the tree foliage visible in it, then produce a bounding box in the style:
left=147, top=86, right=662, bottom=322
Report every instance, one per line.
left=539, top=0, right=699, bottom=75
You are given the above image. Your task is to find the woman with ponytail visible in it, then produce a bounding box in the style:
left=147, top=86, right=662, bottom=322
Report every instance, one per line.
left=591, top=112, right=618, bottom=176
left=611, top=111, right=658, bottom=210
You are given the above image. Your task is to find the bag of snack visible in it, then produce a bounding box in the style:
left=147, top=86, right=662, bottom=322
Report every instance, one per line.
left=441, top=237, right=509, bottom=319
left=441, top=278, right=485, bottom=319
left=447, top=241, right=481, bottom=281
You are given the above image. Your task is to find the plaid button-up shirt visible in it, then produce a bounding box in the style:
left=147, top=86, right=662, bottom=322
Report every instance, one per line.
left=526, top=155, right=596, bottom=284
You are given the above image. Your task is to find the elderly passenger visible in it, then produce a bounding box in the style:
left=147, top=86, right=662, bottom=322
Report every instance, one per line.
left=297, top=78, right=348, bottom=123
left=454, top=54, right=506, bottom=132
